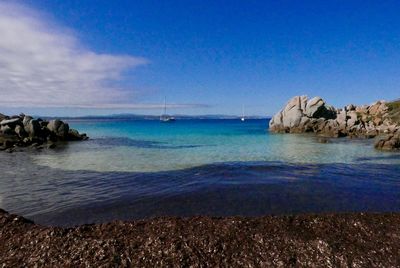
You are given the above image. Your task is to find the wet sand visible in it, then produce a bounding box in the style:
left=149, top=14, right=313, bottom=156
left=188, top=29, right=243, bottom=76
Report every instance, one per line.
left=1, top=209, right=399, bottom=267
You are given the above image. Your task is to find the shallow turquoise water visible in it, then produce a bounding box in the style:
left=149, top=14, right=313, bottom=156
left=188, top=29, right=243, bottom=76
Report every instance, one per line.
left=32, top=119, right=400, bottom=172
left=1, top=118, right=400, bottom=226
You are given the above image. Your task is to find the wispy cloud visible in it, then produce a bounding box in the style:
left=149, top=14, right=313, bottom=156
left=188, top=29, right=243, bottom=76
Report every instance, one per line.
left=0, top=2, right=149, bottom=108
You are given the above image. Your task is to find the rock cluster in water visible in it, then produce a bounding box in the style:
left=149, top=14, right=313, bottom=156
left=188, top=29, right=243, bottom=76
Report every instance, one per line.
left=269, top=96, right=400, bottom=151
left=0, top=113, right=88, bottom=152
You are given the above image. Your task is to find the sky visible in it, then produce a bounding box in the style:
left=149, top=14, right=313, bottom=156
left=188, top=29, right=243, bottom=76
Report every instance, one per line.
left=0, top=0, right=400, bottom=116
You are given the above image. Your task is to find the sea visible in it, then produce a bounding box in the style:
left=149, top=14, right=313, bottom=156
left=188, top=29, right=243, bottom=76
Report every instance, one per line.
left=1, top=118, right=399, bottom=226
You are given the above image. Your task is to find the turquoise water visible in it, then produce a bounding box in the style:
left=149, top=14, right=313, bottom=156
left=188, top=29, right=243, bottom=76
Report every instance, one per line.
left=1, top=119, right=400, bottom=226
left=33, top=119, right=400, bottom=172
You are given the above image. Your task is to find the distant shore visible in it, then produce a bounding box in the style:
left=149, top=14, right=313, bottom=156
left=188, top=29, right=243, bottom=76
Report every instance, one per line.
left=1, top=209, right=399, bottom=267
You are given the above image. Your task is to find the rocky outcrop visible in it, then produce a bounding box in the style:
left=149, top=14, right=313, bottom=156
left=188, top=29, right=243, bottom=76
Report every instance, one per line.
left=0, top=114, right=88, bottom=152
left=269, top=96, right=400, bottom=150
left=374, top=132, right=400, bottom=151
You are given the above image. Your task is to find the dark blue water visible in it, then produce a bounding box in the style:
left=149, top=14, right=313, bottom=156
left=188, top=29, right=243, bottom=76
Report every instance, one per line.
left=0, top=119, right=399, bottom=226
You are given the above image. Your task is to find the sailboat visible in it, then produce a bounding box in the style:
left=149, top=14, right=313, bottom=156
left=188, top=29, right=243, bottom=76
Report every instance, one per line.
left=241, top=105, right=245, bottom=121
left=160, top=97, right=176, bottom=122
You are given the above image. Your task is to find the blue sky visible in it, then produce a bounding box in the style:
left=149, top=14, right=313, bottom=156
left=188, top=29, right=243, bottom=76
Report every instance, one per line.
left=1, top=0, right=400, bottom=116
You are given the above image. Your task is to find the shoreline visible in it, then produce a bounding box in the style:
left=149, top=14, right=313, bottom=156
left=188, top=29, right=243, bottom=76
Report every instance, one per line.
left=1, top=209, right=399, bottom=266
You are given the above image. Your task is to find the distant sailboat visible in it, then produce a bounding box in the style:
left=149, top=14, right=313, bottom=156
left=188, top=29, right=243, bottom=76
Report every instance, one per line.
left=241, top=105, right=245, bottom=121
left=160, top=97, right=176, bottom=122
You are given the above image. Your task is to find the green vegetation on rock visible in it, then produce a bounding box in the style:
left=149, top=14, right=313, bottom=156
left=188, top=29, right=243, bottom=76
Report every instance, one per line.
left=387, top=100, right=400, bottom=124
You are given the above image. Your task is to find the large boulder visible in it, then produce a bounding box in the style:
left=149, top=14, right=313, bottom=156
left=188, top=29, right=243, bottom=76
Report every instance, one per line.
left=47, top=119, right=69, bottom=139
left=270, top=96, right=337, bottom=132
left=24, top=119, right=41, bottom=138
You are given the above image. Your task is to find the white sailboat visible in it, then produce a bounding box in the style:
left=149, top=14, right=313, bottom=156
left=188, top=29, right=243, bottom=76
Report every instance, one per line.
left=241, top=105, right=245, bottom=121
left=160, top=97, right=175, bottom=122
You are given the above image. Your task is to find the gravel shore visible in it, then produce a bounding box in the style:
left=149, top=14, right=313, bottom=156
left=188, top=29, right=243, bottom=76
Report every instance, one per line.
left=1, top=209, right=399, bottom=267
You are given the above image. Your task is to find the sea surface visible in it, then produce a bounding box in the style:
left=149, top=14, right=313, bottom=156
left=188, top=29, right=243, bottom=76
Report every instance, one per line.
left=1, top=119, right=400, bottom=226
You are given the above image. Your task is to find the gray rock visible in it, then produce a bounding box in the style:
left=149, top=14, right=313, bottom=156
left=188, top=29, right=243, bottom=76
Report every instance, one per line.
left=345, top=104, right=356, bottom=111
left=0, top=118, right=21, bottom=127
left=299, top=116, right=311, bottom=130
left=305, top=97, right=325, bottom=118
left=0, top=113, right=88, bottom=151
left=14, top=125, right=27, bottom=138
left=318, top=119, right=344, bottom=138
left=270, top=96, right=308, bottom=131
left=336, top=110, right=347, bottom=130
left=284, top=96, right=302, bottom=112
left=375, top=134, right=400, bottom=151
left=1, top=125, right=15, bottom=135
left=347, top=111, right=358, bottom=128
left=282, top=108, right=303, bottom=128
left=24, top=119, right=41, bottom=138
left=68, top=129, right=85, bottom=141
left=47, top=119, right=69, bottom=139
left=22, top=116, right=33, bottom=126
left=269, top=109, right=283, bottom=127
left=299, top=95, right=308, bottom=112
left=270, top=96, right=337, bottom=132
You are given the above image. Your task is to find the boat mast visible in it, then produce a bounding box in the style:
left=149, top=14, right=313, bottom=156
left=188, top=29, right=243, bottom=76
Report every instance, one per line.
left=164, top=96, right=167, bottom=115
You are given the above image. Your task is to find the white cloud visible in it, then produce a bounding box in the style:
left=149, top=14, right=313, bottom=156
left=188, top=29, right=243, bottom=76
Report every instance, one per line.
left=0, top=2, right=148, bottom=108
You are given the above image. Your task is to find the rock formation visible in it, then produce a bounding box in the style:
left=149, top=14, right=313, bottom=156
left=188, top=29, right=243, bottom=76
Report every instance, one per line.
left=374, top=133, right=400, bottom=151
left=0, top=114, right=88, bottom=152
left=269, top=96, right=400, bottom=150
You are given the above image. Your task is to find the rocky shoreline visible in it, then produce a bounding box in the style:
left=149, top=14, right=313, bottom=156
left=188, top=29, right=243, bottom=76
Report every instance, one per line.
left=269, top=96, right=400, bottom=151
left=1, top=209, right=399, bottom=267
left=0, top=113, right=88, bottom=152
